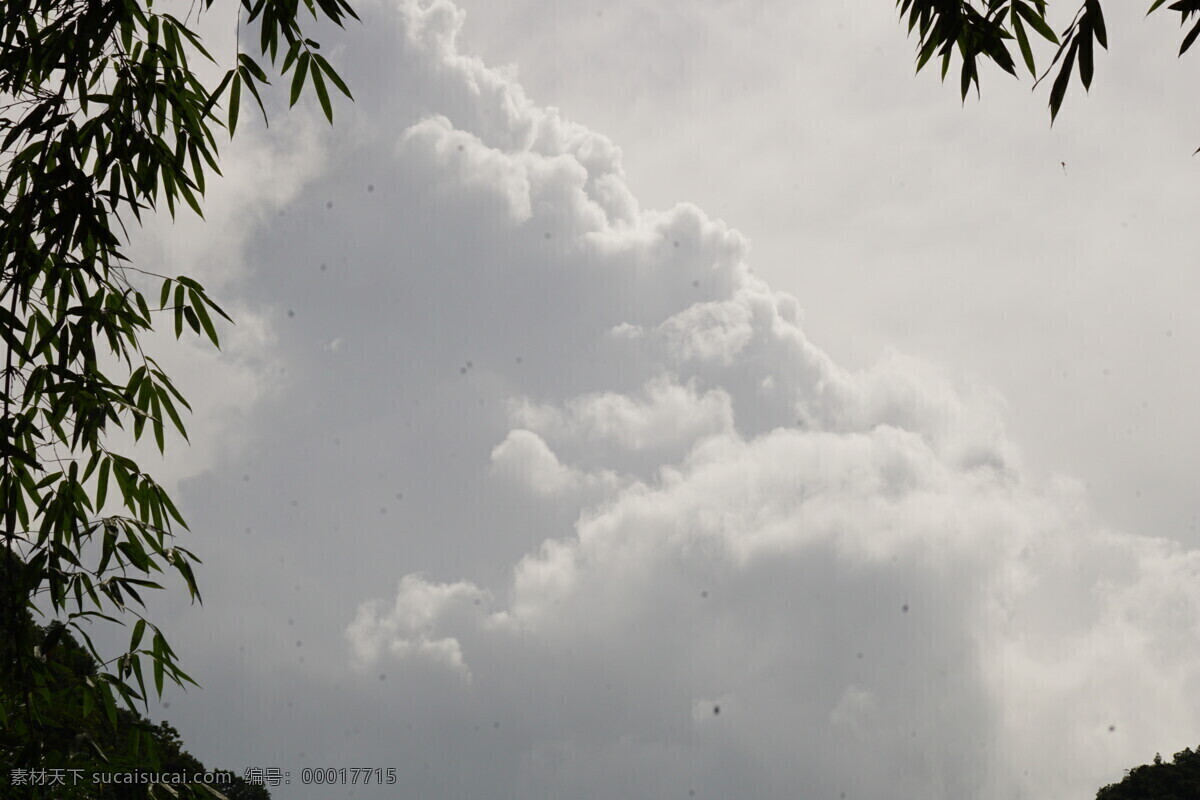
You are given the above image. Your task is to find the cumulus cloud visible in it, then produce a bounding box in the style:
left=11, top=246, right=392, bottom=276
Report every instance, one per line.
left=346, top=574, right=482, bottom=681
left=134, top=2, right=1198, bottom=799
left=490, top=429, right=586, bottom=495
left=328, top=4, right=1200, bottom=800
left=509, top=373, right=733, bottom=453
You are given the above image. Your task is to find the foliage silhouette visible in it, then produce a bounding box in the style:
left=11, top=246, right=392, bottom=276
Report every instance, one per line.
left=897, top=0, right=1198, bottom=136
left=0, top=0, right=355, bottom=792
left=1, top=559, right=270, bottom=798
left=1095, top=746, right=1200, bottom=800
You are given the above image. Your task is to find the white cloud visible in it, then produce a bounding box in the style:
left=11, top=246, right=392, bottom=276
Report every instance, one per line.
left=490, top=429, right=584, bottom=495
left=659, top=298, right=756, bottom=365
left=133, top=3, right=1200, bottom=799
left=509, top=373, right=733, bottom=452
left=331, top=4, right=1200, bottom=799
left=346, top=574, right=484, bottom=682
left=357, top=417, right=1200, bottom=799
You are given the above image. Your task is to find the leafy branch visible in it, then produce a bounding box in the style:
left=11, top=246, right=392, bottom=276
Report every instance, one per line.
left=898, top=0, right=1192, bottom=128
left=1, top=0, right=358, bottom=792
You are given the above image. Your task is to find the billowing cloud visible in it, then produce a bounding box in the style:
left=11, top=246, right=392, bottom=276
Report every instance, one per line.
left=490, top=429, right=577, bottom=494
left=346, top=574, right=482, bottom=681
left=509, top=373, right=733, bottom=453
left=333, top=3, right=1200, bottom=799
left=138, top=2, right=1200, bottom=799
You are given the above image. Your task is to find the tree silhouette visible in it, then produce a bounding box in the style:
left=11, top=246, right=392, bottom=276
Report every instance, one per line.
left=1096, top=746, right=1200, bottom=800
left=1, top=582, right=270, bottom=799
left=897, top=0, right=1200, bottom=134
left=1, top=0, right=355, bottom=784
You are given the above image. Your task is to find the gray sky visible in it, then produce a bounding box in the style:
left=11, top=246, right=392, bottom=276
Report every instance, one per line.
left=105, top=1, right=1200, bottom=798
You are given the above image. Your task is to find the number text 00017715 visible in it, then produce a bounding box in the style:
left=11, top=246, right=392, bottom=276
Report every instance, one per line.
left=300, top=768, right=398, bottom=785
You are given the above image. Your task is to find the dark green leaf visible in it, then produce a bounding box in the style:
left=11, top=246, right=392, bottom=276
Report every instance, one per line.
left=1079, top=22, right=1094, bottom=88
left=183, top=306, right=201, bottom=335
left=189, top=289, right=220, bottom=347
left=282, top=40, right=303, bottom=74
left=1050, top=39, right=1078, bottom=122
left=161, top=490, right=187, bottom=528
left=1087, top=0, right=1108, bottom=48
left=311, top=61, right=333, bottom=122
left=157, top=388, right=188, bottom=441
left=131, top=619, right=147, bottom=651
left=151, top=390, right=165, bottom=452
left=188, top=143, right=207, bottom=195
left=205, top=294, right=234, bottom=323
left=314, top=54, right=353, bottom=99
left=916, top=36, right=940, bottom=72
left=131, top=655, right=148, bottom=708
left=202, top=69, right=236, bottom=117
left=237, top=52, right=270, bottom=83
left=1182, top=16, right=1200, bottom=54
left=174, top=284, right=186, bottom=338
left=291, top=52, right=310, bottom=107
left=136, top=291, right=153, bottom=324
left=153, top=634, right=166, bottom=696
left=960, top=55, right=976, bottom=101
left=178, top=180, right=204, bottom=219
left=101, top=679, right=118, bottom=728
left=1012, top=13, right=1037, bottom=75
left=238, top=65, right=271, bottom=127
left=229, top=71, right=242, bottom=135
left=1016, top=2, right=1060, bottom=43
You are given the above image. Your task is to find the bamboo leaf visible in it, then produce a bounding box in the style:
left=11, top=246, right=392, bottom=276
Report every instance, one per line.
left=1182, top=15, right=1200, bottom=54
left=291, top=52, right=310, bottom=107
left=314, top=54, right=353, bottom=99
left=237, top=53, right=269, bottom=83
left=157, top=387, right=188, bottom=441
left=1050, top=39, right=1079, bottom=122
left=130, top=619, right=147, bottom=651
left=153, top=633, right=166, bottom=695
left=96, top=460, right=111, bottom=510
left=201, top=69, right=235, bottom=117
left=238, top=64, right=270, bottom=127
left=1012, top=12, right=1037, bottom=76
left=229, top=71, right=242, bottom=135
left=1016, top=2, right=1060, bottom=43
left=178, top=180, right=204, bottom=219
left=189, top=289, right=219, bottom=347
left=1088, top=0, right=1108, bottom=48
left=1079, top=21, right=1095, bottom=88
left=183, top=305, right=201, bottom=335
left=151, top=390, right=165, bottom=453
left=311, top=63, right=333, bottom=122
left=281, top=40, right=303, bottom=74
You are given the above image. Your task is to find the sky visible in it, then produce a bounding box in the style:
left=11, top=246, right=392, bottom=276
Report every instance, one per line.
left=88, top=0, right=1200, bottom=797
